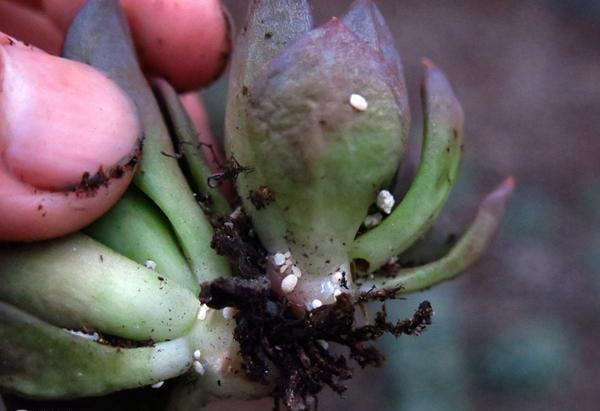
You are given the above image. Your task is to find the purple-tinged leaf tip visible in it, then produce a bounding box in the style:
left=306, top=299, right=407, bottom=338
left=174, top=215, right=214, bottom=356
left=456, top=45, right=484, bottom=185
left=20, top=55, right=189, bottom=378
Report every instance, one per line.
left=480, top=176, right=516, bottom=217
left=342, top=0, right=409, bottom=129
left=359, top=177, right=515, bottom=293
left=422, top=58, right=464, bottom=136
left=229, top=0, right=313, bottom=94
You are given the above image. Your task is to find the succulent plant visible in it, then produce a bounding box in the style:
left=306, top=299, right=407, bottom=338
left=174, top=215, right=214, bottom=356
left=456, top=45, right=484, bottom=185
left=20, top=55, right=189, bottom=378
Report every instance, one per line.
left=0, top=0, right=513, bottom=410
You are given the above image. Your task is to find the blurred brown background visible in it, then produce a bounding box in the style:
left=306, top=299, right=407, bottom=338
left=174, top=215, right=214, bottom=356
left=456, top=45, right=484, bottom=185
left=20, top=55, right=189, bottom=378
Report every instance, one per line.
left=204, top=0, right=600, bottom=410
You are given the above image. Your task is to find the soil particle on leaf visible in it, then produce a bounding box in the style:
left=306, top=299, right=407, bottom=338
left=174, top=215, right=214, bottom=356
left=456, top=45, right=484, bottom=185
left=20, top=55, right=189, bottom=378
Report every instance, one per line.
left=248, top=185, right=275, bottom=209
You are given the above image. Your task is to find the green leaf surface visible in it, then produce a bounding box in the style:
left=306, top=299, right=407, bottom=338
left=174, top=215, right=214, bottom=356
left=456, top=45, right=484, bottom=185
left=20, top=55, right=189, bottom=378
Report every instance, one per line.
left=62, top=0, right=230, bottom=282
left=152, top=78, right=230, bottom=216
left=246, top=19, right=405, bottom=274
left=342, top=0, right=410, bottom=132
left=351, top=62, right=464, bottom=271
left=0, top=234, right=199, bottom=341
left=358, top=177, right=514, bottom=293
left=86, top=187, right=199, bottom=294
left=225, top=0, right=313, bottom=252
left=0, top=302, right=193, bottom=399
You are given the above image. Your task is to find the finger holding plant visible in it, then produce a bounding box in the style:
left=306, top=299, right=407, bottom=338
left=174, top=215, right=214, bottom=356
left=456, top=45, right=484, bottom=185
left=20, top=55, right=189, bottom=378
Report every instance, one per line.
left=0, top=0, right=514, bottom=410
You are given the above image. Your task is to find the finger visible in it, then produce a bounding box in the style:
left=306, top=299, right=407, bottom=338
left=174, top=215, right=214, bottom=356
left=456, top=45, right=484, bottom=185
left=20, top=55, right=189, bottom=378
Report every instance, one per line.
left=5, top=0, right=43, bottom=9
left=42, top=0, right=231, bottom=92
left=0, top=34, right=141, bottom=241
left=0, top=0, right=62, bottom=54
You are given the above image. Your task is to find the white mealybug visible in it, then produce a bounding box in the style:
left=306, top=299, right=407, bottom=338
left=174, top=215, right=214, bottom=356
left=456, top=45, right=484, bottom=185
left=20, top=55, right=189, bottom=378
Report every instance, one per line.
left=273, top=252, right=286, bottom=266
left=151, top=381, right=165, bottom=389
left=376, top=190, right=395, bottom=214
left=311, top=299, right=323, bottom=309
left=363, top=212, right=383, bottom=228
left=144, top=259, right=157, bottom=270
left=222, top=307, right=236, bottom=320
left=331, top=271, right=344, bottom=284
left=350, top=93, right=368, bottom=111
left=193, top=349, right=202, bottom=361
left=64, top=329, right=100, bottom=341
left=333, top=289, right=342, bottom=298
left=291, top=265, right=302, bottom=278
left=281, top=274, right=298, bottom=294
left=197, top=304, right=210, bottom=321
left=193, top=360, right=205, bottom=376
left=279, top=262, right=291, bottom=273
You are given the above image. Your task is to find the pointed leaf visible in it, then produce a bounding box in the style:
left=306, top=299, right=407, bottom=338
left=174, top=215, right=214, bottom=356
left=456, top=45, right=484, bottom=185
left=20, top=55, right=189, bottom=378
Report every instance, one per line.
left=351, top=61, right=463, bottom=271
left=225, top=0, right=313, bottom=251
left=0, top=302, right=193, bottom=398
left=152, top=78, right=230, bottom=216
left=62, top=0, right=230, bottom=282
left=0, top=234, right=199, bottom=341
left=86, top=187, right=199, bottom=294
left=246, top=20, right=406, bottom=275
left=358, top=177, right=515, bottom=293
left=342, top=0, right=410, bottom=132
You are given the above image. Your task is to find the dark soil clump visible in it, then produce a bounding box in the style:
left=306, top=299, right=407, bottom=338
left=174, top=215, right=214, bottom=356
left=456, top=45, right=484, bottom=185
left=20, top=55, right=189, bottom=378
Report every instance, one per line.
left=201, top=211, right=433, bottom=411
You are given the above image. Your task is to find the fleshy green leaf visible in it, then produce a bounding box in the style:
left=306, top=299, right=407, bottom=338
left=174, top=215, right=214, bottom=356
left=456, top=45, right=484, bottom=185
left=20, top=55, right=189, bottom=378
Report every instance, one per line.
left=358, top=177, right=514, bottom=293
left=86, top=186, right=199, bottom=294
left=342, top=0, right=410, bottom=131
left=0, top=234, right=199, bottom=342
left=0, top=302, right=193, bottom=399
left=225, top=0, right=313, bottom=251
left=246, top=19, right=405, bottom=275
left=62, top=0, right=230, bottom=282
left=351, top=61, right=463, bottom=271
left=152, top=78, right=230, bottom=217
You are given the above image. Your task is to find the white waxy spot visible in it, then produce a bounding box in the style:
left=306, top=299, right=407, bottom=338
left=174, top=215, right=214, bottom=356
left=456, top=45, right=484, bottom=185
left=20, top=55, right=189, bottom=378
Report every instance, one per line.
left=318, top=340, right=329, bottom=350
left=222, top=307, right=236, bottom=320
left=193, top=360, right=205, bottom=375
left=331, top=271, right=344, bottom=284
left=151, top=381, right=165, bottom=389
left=273, top=253, right=286, bottom=266
left=144, top=260, right=157, bottom=270
left=284, top=251, right=292, bottom=259
left=363, top=212, right=383, bottom=228
left=64, top=329, right=99, bottom=341
left=279, top=262, right=291, bottom=273
left=198, top=304, right=210, bottom=320
left=311, top=299, right=323, bottom=309
left=376, top=190, right=395, bottom=214
left=291, top=265, right=302, bottom=278
left=193, top=349, right=202, bottom=360
left=229, top=206, right=243, bottom=220
left=350, top=93, right=368, bottom=111
left=333, top=289, right=342, bottom=298
left=281, top=274, right=298, bottom=294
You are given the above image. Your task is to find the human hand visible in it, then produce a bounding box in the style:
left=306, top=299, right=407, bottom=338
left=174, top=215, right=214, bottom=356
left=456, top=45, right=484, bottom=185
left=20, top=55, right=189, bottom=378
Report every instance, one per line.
left=0, top=0, right=230, bottom=241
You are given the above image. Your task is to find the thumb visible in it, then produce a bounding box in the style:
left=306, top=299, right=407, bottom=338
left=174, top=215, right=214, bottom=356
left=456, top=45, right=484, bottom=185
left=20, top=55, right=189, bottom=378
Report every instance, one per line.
left=0, top=33, right=141, bottom=241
